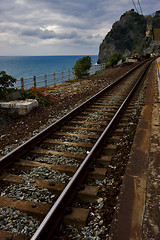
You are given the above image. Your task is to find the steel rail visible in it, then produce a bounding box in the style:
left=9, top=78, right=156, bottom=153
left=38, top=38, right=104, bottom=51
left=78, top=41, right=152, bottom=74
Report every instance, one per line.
left=30, top=59, right=153, bottom=240
left=0, top=60, right=148, bottom=171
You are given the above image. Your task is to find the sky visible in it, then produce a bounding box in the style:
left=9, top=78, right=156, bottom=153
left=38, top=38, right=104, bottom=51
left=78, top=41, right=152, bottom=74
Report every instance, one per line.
left=0, top=0, right=160, bottom=56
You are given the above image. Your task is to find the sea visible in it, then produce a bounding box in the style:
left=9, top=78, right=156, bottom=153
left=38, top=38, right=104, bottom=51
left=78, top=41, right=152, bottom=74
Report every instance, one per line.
left=0, top=55, right=98, bottom=80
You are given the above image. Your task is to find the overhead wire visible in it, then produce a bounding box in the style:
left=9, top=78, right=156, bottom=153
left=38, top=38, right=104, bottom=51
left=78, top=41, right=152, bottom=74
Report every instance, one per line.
left=132, top=0, right=139, bottom=14
left=137, top=0, right=143, bottom=15
left=131, top=0, right=144, bottom=15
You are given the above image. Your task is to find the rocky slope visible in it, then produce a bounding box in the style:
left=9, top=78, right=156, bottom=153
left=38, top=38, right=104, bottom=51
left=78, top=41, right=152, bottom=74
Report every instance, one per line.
left=98, top=10, right=160, bottom=63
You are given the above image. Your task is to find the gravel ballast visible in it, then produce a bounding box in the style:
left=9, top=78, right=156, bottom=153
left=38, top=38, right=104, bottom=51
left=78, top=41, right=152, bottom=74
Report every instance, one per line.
left=0, top=63, right=139, bottom=156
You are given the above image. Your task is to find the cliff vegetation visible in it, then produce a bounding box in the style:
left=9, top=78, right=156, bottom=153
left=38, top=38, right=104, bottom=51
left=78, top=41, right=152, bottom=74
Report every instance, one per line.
left=98, top=9, right=160, bottom=63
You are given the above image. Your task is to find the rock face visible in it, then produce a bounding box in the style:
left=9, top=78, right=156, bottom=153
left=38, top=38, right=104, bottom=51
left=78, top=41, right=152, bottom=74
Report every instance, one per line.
left=98, top=9, right=148, bottom=63
left=144, top=40, right=160, bottom=55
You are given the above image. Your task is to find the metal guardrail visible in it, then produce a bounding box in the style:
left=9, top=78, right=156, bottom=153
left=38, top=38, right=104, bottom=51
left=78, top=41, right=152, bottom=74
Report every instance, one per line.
left=15, top=64, right=103, bottom=90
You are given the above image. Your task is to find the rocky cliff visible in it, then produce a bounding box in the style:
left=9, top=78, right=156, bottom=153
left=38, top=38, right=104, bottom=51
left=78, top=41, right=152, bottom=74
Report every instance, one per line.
left=98, top=9, right=160, bottom=63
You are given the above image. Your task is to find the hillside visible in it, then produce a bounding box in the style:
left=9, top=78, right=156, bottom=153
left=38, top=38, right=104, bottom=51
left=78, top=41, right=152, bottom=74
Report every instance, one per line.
left=98, top=9, right=160, bottom=63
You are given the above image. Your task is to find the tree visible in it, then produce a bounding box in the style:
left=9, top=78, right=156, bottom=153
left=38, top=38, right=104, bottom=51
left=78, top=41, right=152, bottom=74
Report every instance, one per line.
left=73, top=56, right=92, bottom=78
left=0, top=71, right=17, bottom=99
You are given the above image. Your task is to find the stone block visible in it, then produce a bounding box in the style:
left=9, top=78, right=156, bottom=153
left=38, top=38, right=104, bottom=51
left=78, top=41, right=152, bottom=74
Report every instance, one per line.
left=0, top=99, right=38, bottom=117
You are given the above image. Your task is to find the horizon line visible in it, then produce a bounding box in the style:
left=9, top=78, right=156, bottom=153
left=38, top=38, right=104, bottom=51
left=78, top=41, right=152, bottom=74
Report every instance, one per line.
left=0, top=54, right=98, bottom=57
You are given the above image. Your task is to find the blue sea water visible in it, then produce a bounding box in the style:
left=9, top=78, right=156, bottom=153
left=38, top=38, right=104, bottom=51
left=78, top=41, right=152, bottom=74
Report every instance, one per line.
left=0, top=55, right=98, bottom=80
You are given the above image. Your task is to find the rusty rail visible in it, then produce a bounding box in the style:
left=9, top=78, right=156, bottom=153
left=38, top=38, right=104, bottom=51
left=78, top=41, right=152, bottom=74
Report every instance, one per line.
left=0, top=58, right=154, bottom=240
left=0, top=60, right=148, bottom=172
left=30, top=59, right=154, bottom=240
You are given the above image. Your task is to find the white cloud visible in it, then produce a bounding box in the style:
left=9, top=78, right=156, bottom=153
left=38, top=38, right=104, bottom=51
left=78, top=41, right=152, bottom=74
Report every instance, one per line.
left=0, top=0, right=160, bottom=55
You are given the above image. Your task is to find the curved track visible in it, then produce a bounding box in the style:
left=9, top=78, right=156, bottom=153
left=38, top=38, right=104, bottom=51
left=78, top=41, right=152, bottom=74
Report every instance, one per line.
left=0, top=59, right=154, bottom=240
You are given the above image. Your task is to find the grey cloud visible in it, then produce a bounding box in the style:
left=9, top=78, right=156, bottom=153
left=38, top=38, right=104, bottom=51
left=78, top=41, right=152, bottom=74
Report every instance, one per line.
left=0, top=27, right=6, bottom=33
left=1, top=0, right=160, bottom=55
left=1, top=0, right=110, bottom=27
left=20, top=27, right=79, bottom=40
left=21, top=28, right=56, bottom=39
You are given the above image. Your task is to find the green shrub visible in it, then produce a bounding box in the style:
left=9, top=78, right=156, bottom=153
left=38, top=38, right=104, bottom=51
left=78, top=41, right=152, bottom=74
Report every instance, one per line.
left=20, top=89, right=36, bottom=99
left=104, top=53, right=126, bottom=68
left=73, top=56, right=92, bottom=78
left=0, top=71, right=17, bottom=99
left=20, top=88, right=48, bottom=106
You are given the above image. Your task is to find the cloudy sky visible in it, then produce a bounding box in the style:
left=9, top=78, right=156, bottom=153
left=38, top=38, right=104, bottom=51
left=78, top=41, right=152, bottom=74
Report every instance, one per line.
left=0, top=0, right=160, bottom=56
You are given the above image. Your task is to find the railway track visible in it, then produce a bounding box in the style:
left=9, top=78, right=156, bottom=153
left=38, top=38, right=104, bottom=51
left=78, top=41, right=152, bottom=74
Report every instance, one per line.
left=0, top=59, right=154, bottom=240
